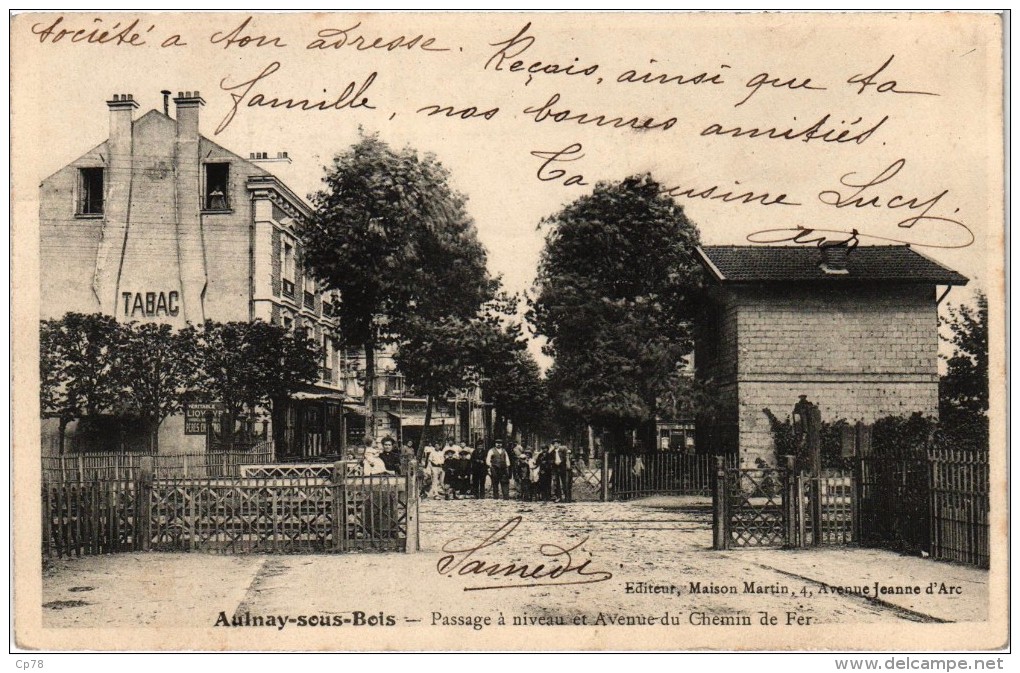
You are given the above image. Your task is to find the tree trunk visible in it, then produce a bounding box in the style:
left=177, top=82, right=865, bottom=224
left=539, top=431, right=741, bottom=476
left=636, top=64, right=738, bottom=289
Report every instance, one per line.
left=149, top=418, right=160, bottom=453
left=606, top=425, right=629, bottom=454
left=363, top=338, right=376, bottom=440
left=497, top=414, right=508, bottom=444
left=58, top=417, right=68, bottom=456
left=487, top=408, right=498, bottom=443
left=638, top=417, right=658, bottom=453
left=417, top=394, right=434, bottom=460
left=222, top=407, right=237, bottom=451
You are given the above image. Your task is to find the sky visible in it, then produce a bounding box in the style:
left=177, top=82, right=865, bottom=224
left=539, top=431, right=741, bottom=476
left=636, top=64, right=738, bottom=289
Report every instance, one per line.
left=12, top=12, right=1002, bottom=367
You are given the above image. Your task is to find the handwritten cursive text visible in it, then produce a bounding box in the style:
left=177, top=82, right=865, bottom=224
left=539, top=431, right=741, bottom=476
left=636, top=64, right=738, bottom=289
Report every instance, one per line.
left=436, top=516, right=613, bottom=591
left=215, top=61, right=376, bottom=135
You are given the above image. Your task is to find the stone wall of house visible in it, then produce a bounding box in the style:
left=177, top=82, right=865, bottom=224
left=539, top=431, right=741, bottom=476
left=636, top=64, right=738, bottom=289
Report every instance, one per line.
left=711, top=283, right=940, bottom=467
left=39, top=150, right=108, bottom=318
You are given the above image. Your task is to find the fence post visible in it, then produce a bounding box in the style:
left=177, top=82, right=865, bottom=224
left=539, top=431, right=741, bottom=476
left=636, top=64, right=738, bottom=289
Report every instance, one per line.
left=796, top=475, right=807, bottom=549
left=601, top=453, right=611, bottom=501
left=403, top=457, right=419, bottom=553
left=712, top=456, right=728, bottom=550
left=138, top=456, right=153, bottom=552
left=783, top=455, right=797, bottom=548
left=333, top=461, right=346, bottom=553
left=852, top=456, right=863, bottom=545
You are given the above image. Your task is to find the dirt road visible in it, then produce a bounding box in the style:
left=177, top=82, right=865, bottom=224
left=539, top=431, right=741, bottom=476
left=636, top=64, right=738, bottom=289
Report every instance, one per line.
left=41, top=497, right=988, bottom=634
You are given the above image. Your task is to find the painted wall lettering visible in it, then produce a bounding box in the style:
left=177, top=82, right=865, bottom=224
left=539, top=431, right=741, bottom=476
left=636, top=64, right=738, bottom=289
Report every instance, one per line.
left=121, top=291, right=181, bottom=317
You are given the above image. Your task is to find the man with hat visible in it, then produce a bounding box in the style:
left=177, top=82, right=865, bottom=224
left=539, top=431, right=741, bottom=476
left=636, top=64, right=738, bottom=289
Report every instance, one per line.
left=441, top=446, right=460, bottom=499
left=486, top=439, right=511, bottom=500
left=470, top=440, right=488, bottom=499
left=455, top=448, right=473, bottom=496
left=551, top=438, right=571, bottom=502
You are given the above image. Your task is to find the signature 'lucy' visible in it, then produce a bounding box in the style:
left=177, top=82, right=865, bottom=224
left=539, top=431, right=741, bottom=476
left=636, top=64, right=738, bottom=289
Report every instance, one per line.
left=436, top=516, right=613, bottom=591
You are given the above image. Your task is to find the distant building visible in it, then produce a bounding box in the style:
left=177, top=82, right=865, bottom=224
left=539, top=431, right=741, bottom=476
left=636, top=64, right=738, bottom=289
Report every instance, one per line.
left=694, top=244, right=968, bottom=467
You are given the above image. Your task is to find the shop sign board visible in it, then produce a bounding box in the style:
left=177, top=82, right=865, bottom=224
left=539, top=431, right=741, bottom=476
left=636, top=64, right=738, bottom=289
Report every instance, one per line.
left=184, top=402, right=225, bottom=435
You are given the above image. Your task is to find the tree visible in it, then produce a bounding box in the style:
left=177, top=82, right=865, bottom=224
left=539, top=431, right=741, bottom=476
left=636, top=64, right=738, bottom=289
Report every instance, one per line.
left=530, top=174, right=703, bottom=452
left=194, top=320, right=321, bottom=449
left=465, top=294, right=551, bottom=444
left=301, top=132, right=492, bottom=433
left=119, top=322, right=199, bottom=452
left=939, top=291, right=989, bottom=450
left=394, top=314, right=482, bottom=457
left=484, top=348, right=550, bottom=445
left=39, top=313, right=126, bottom=453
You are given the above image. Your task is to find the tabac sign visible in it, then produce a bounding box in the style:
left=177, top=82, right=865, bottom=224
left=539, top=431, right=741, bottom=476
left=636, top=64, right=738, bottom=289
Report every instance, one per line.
left=121, top=291, right=181, bottom=318
left=184, top=402, right=225, bottom=435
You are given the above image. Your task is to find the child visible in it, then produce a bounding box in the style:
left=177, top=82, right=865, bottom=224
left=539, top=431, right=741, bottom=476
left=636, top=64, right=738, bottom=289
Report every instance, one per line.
left=442, top=449, right=459, bottom=499
left=456, top=449, right=473, bottom=496
left=518, top=450, right=534, bottom=501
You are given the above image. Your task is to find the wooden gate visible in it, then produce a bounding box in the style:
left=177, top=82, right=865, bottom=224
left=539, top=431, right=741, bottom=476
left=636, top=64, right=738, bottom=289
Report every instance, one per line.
left=794, top=472, right=856, bottom=546
left=715, top=465, right=789, bottom=548
left=44, top=461, right=420, bottom=557
left=570, top=459, right=605, bottom=501
left=609, top=453, right=732, bottom=500
left=713, top=460, right=856, bottom=550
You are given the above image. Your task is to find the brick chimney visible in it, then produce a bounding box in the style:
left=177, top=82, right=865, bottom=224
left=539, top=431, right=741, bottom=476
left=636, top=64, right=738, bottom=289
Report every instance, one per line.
left=173, top=90, right=208, bottom=324
left=819, top=243, right=851, bottom=275
left=106, top=93, right=138, bottom=159
left=94, top=94, right=139, bottom=312
left=172, top=90, right=204, bottom=140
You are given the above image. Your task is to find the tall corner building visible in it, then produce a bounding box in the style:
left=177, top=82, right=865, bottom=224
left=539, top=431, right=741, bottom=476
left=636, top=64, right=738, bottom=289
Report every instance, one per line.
left=39, top=90, right=351, bottom=459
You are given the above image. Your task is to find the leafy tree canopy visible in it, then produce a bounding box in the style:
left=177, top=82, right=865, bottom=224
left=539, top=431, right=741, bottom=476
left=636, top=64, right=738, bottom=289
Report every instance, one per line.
left=939, top=291, right=988, bottom=450
left=194, top=319, right=321, bottom=418
left=302, top=131, right=494, bottom=349
left=530, top=174, right=703, bottom=439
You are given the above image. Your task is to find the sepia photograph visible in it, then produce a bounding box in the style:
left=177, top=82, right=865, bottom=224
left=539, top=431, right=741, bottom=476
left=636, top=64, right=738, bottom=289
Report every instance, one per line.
left=9, top=10, right=1007, bottom=655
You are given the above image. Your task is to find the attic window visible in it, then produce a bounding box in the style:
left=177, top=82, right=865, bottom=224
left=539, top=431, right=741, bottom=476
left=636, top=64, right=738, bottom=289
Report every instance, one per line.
left=78, top=167, right=104, bottom=215
left=204, top=163, right=229, bottom=210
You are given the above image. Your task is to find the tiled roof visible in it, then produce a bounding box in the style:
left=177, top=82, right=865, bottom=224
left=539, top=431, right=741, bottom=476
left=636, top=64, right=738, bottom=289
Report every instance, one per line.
left=697, top=245, right=968, bottom=285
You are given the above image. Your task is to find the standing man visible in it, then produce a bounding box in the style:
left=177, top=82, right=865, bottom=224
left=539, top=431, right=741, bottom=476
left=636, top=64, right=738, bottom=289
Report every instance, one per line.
left=425, top=441, right=447, bottom=499
left=470, top=440, right=489, bottom=499
left=486, top=438, right=511, bottom=500
left=552, top=438, right=571, bottom=502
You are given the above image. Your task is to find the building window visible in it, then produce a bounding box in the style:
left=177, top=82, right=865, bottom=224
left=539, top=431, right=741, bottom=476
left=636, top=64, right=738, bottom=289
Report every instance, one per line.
left=204, top=163, right=229, bottom=210
left=78, top=167, right=104, bottom=215
left=282, top=241, right=295, bottom=298
left=304, top=275, right=316, bottom=310
left=282, top=315, right=293, bottom=330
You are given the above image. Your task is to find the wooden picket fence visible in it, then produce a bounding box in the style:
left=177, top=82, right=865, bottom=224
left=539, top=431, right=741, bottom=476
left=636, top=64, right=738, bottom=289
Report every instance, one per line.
left=41, top=443, right=274, bottom=482
left=42, top=460, right=419, bottom=558
left=713, top=450, right=989, bottom=568
left=928, top=449, right=989, bottom=568
left=609, top=452, right=737, bottom=499
left=42, top=479, right=145, bottom=557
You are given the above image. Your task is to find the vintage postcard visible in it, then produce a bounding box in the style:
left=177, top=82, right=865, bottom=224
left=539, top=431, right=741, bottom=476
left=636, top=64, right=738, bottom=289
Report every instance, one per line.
left=10, top=11, right=1007, bottom=652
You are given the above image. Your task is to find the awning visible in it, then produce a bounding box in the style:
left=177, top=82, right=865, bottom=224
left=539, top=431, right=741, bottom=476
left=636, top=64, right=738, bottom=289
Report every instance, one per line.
left=388, top=412, right=455, bottom=427
left=342, top=403, right=372, bottom=417
left=292, top=391, right=346, bottom=401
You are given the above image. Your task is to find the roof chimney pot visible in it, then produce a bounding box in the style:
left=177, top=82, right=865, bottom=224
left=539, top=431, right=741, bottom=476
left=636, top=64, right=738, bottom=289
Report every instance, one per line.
left=819, top=244, right=851, bottom=275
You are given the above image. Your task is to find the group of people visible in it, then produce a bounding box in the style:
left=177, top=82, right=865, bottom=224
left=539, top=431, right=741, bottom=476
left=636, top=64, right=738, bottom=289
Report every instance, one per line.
left=353, top=434, right=575, bottom=503
left=421, top=437, right=573, bottom=502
